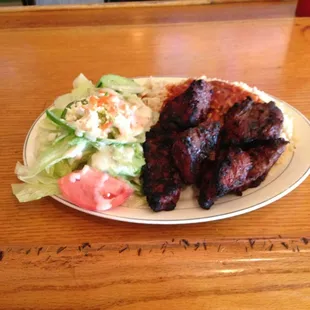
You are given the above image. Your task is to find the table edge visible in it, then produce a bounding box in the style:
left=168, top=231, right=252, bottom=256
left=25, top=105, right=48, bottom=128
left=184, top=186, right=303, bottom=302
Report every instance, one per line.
left=0, top=0, right=214, bottom=13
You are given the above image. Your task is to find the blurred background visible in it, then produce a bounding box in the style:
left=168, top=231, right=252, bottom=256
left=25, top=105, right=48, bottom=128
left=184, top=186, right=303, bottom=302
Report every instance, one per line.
left=0, top=0, right=297, bottom=7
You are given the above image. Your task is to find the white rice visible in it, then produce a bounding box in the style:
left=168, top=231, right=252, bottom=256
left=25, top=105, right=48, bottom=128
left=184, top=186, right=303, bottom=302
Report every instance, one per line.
left=139, top=77, right=174, bottom=112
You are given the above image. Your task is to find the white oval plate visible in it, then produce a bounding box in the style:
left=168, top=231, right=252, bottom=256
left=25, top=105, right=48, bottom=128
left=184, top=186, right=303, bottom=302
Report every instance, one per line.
left=23, top=77, right=310, bottom=224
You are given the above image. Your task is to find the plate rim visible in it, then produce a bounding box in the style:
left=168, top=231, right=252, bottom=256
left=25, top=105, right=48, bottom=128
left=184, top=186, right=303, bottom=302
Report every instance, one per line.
left=22, top=77, right=310, bottom=225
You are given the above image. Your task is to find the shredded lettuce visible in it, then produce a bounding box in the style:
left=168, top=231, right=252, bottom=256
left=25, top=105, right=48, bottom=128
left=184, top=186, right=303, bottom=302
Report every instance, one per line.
left=89, top=143, right=145, bottom=178
left=15, top=167, right=58, bottom=185
left=90, top=134, right=145, bottom=149
left=12, top=183, right=60, bottom=203
left=36, top=108, right=69, bottom=154
left=122, top=176, right=144, bottom=195
left=96, top=74, right=143, bottom=94
left=54, top=74, right=95, bottom=110
left=113, top=144, right=145, bottom=177
left=17, top=136, right=90, bottom=180
left=13, top=135, right=96, bottom=202
left=46, top=160, right=73, bottom=179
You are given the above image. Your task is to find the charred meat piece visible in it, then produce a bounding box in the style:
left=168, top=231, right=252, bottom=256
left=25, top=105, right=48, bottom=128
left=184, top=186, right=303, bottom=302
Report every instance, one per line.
left=142, top=177, right=182, bottom=212
left=197, top=162, right=217, bottom=209
left=235, top=138, right=288, bottom=194
left=199, top=147, right=252, bottom=209
left=216, top=148, right=252, bottom=195
left=223, top=97, right=284, bottom=145
left=172, top=119, right=221, bottom=184
left=142, top=136, right=182, bottom=212
left=145, top=123, right=178, bottom=144
left=159, top=79, right=212, bottom=130
left=143, top=136, right=176, bottom=182
left=145, top=123, right=163, bottom=140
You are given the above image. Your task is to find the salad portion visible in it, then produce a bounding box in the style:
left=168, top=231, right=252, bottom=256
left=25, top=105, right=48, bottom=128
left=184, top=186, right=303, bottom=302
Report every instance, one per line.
left=12, top=74, right=158, bottom=211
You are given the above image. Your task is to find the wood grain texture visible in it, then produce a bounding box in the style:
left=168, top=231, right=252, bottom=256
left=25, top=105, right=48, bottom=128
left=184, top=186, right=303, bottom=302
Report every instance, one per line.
left=0, top=1, right=297, bottom=27
left=32, top=0, right=295, bottom=7
left=1, top=238, right=310, bottom=309
left=0, top=2, right=309, bottom=308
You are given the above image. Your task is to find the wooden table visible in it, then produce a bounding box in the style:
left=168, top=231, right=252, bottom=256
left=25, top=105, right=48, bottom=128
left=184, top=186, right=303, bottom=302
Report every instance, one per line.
left=1, top=1, right=310, bottom=309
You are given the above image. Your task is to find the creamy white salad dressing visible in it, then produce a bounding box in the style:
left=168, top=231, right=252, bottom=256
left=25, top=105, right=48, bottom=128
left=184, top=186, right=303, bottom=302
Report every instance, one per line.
left=90, top=147, right=113, bottom=172
left=90, top=145, right=137, bottom=176
left=64, top=88, right=155, bottom=142
left=94, top=171, right=113, bottom=211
